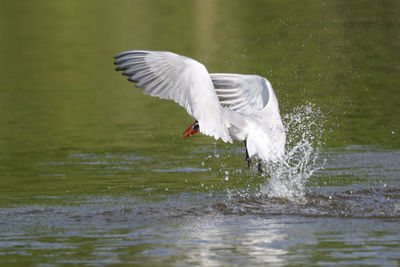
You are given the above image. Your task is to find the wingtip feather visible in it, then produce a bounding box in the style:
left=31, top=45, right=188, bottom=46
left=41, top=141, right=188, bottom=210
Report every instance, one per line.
left=127, top=77, right=139, bottom=83
left=114, top=50, right=150, bottom=59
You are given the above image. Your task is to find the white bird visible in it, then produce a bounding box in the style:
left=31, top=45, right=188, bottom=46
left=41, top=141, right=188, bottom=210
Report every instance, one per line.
left=114, top=50, right=286, bottom=173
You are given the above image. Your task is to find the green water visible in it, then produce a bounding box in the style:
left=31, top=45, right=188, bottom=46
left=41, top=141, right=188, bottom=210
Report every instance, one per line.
left=0, top=0, right=399, bottom=265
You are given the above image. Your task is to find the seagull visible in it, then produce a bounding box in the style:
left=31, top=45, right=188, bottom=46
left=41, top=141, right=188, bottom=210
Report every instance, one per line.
left=114, top=50, right=286, bottom=173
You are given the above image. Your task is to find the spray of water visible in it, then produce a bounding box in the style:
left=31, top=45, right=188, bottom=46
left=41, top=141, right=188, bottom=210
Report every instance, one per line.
left=260, top=103, right=326, bottom=203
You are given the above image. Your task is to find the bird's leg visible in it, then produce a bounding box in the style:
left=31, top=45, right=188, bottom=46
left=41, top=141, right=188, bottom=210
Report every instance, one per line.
left=257, top=162, right=263, bottom=175
left=244, top=140, right=252, bottom=169
left=183, top=121, right=199, bottom=138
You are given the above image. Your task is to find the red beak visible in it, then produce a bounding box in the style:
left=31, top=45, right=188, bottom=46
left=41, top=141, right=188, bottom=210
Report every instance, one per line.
left=183, top=123, right=199, bottom=138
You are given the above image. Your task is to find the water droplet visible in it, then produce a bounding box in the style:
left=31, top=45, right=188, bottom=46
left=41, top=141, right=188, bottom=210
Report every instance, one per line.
left=259, top=103, right=326, bottom=203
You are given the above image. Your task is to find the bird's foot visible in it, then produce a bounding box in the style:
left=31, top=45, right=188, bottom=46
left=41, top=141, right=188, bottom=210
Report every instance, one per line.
left=183, top=121, right=199, bottom=138
left=257, top=163, right=263, bottom=175
left=246, top=157, right=252, bottom=169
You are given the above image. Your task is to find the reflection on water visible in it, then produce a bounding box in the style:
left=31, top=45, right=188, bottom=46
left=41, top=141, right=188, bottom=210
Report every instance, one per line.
left=180, top=216, right=288, bottom=265
left=1, top=182, right=399, bottom=265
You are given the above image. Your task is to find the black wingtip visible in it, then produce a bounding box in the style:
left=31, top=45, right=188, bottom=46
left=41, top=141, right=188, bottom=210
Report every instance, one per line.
left=127, top=77, right=138, bottom=83
left=114, top=50, right=149, bottom=59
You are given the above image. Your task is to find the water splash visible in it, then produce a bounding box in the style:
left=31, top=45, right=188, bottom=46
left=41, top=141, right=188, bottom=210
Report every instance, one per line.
left=261, top=103, right=325, bottom=203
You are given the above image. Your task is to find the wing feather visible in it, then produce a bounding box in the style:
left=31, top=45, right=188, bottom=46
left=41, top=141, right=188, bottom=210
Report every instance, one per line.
left=114, top=50, right=231, bottom=142
left=210, top=73, right=270, bottom=114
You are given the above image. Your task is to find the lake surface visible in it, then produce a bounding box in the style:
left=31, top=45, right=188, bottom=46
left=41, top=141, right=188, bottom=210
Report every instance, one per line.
left=0, top=0, right=399, bottom=266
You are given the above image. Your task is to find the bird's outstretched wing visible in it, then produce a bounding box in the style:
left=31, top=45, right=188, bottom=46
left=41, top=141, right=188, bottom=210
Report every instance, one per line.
left=209, top=73, right=271, bottom=114
left=114, top=50, right=231, bottom=142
